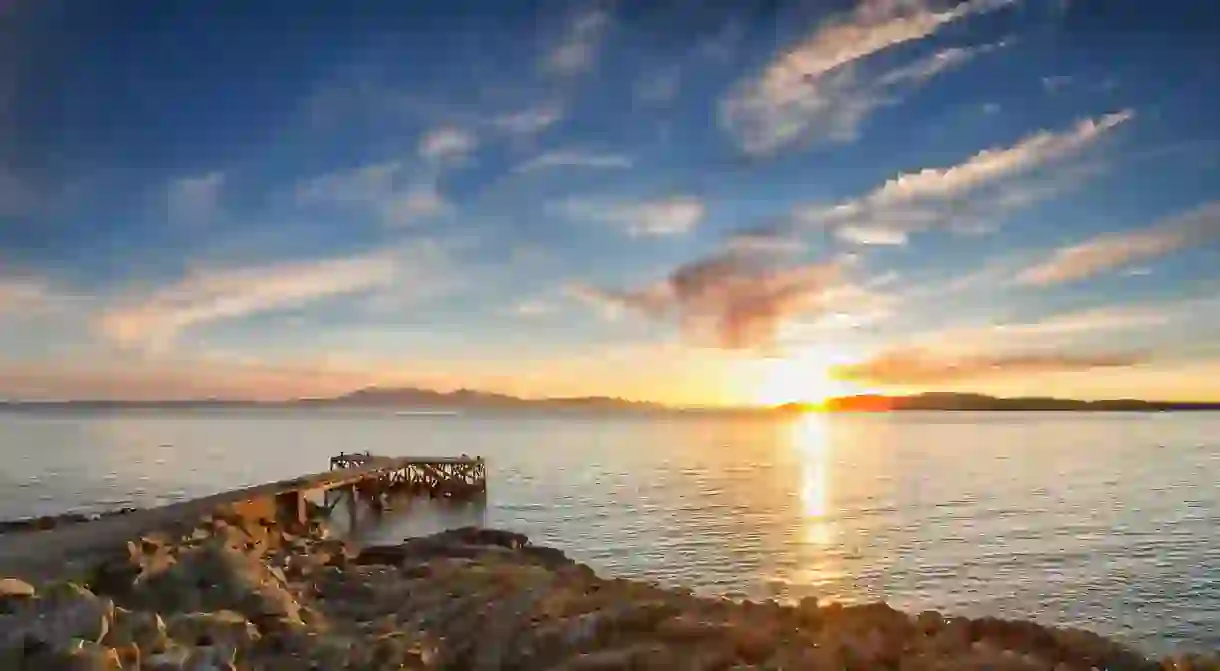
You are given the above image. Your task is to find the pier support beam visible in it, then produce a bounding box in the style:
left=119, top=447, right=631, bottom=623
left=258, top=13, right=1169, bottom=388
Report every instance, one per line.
left=274, top=490, right=306, bottom=529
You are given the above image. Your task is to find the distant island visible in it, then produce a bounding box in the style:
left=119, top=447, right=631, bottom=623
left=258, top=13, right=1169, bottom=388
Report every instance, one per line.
left=802, top=392, right=1220, bottom=412
left=2, top=388, right=1219, bottom=412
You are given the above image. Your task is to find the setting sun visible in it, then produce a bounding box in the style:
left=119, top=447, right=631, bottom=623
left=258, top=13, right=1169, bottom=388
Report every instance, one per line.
left=754, top=347, right=856, bottom=407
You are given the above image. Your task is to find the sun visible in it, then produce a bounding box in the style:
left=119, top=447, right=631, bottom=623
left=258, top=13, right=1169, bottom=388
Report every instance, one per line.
left=753, top=347, right=854, bottom=407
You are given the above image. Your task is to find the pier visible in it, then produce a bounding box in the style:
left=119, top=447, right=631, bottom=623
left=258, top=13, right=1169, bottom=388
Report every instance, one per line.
left=329, top=451, right=486, bottom=498
left=0, top=452, right=486, bottom=579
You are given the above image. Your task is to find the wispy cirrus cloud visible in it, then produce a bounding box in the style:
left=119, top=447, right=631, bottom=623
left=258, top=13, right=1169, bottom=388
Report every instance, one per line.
left=559, top=195, right=705, bottom=237
left=799, top=110, right=1133, bottom=244
left=418, top=126, right=478, bottom=163
left=0, top=355, right=398, bottom=402
left=833, top=348, right=1147, bottom=385
left=0, top=276, right=47, bottom=313
left=920, top=304, right=1173, bottom=353
left=720, top=0, right=1014, bottom=155
left=514, top=149, right=632, bottom=174
left=167, top=171, right=224, bottom=226
left=542, top=6, right=611, bottom=77
left=726, top=227, right=808, bottom=255
left=633, top=66, right=682, bottom=106
left=571, top=248, right=848, bottom=350
left=97, top=252, right=399, bottom=353
left=1015, top=201, right=1220, bottom=286
left=493, top=104, right=564, bottom=135
left=294, top=161, right=448, bottom=227
left=831, top=298, right=1195, bottom=385
left=865, top=111, right=1130, bottom=203
left=295, top=161, right=398, bottom=205
left=509, top=298, right=557, bottom=318
left=1042, top=75, right=1072, bottom=92
left=378, top=181, right=449, bottom=226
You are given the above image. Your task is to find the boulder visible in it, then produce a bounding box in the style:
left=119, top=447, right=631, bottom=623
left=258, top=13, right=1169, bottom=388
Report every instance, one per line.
left=165, top=610, right=259, bottom=649
left=24, top=639, right=123, bottom=671
left=0, top=582, right=114, bottom=649
left=916, top=609, right=943, bottom=635
left=353, top=544, right=411, bottom=566
left=144, top=646, right=192, bottom=670
left=0, top=577, right=36, bottom=613
left=521, top=545, right=574, bottom=569
left=0, top=577, right=35, bottom=598
left=104, top=607, right=169, bottom=653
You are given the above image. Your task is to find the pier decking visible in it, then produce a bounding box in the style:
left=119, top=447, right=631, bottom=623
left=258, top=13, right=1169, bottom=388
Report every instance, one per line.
left=329, top=452, right=486, bottom=497
left=0, top=453, right=486, bottom=579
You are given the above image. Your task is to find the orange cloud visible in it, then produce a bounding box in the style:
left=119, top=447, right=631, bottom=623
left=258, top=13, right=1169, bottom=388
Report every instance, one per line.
left=1016, top=201, right=1220, bottom=285
left=833, top=347, right=1148, bottom=385
left=0, top=277, right=47, bottom=312
left=798, top=111, right=1133, bottom=244
left=572, top=249, right=845, bottom=350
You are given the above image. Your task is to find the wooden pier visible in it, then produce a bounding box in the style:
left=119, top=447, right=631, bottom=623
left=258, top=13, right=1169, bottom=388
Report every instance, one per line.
left=0, top=453, right=487, bottom=578
left=310, top=452, right=487, bottom=528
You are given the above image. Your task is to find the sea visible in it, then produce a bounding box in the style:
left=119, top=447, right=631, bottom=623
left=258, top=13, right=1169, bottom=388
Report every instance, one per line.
left=0, top=408, right=1217, bottom=655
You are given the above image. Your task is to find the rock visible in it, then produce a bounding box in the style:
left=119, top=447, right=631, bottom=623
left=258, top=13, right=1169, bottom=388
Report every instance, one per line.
left=145, top=646, right=192, bottom=670
left=25, top=639, right=123, bottom=670
left=797, top=595, right=820, bottom=626
left=0, top=577, right=36, bottom=598
left=0, top=525, right=1186, bottom=671
left=657, top=614, right=722, bottom=642
left=916, top=609, right=943, bottom=635
left=140, top=534, right=168, bottom=554
left=304, top=635, right=355, bottom=668
left=0, top=577, right=36, bottom=613
left=0, top=582, right=114, bottom=648
left=556, top=643, right=670, bottom=670
left=930, top=617, right=974, bottom=654
left=728, top=623, right=778, bottom=663
left=186, top=644, right=238, bottom=669
left=354, top=544, right=410, bottom=566
left=1162, top=653, right=1220, bottom=671
left=521, top=545, right=574, bottom=569
left=105, top=607, right=169, bottom=652
left=1050, top=626, right=1152, bottom=671
left=165, top=610, right=260, bottom=650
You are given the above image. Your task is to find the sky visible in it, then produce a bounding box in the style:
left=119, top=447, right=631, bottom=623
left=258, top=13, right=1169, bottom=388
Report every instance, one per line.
left=2, top=0, right=1220, bottom=405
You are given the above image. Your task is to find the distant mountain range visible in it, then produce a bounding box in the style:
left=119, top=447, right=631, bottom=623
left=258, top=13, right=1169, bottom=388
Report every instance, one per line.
left=297, top=386, right=667, bottom=411
left=2, top=388, right=1219, bottom=412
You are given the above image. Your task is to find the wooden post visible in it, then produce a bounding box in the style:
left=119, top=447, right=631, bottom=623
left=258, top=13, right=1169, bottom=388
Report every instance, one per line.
left=274, top=490, right=306, bottom=529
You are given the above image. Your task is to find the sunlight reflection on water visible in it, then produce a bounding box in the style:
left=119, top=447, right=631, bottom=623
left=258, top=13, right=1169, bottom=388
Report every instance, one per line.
left=795, top=414, right=833, bottom=547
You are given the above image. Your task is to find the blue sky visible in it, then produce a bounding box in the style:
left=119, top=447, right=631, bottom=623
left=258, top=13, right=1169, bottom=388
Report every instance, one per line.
left=2, top=0, right=1219, bottom=404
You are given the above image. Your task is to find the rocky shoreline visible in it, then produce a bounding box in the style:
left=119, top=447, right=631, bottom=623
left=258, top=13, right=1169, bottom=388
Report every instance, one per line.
left=1, top=512, right=1216, bottom=670
left=0, top=508, right=141, bottom=535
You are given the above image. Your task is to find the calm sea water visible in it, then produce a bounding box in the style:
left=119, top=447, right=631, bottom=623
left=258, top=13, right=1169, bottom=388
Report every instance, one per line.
left=1, top=409, right=1217, bottom=654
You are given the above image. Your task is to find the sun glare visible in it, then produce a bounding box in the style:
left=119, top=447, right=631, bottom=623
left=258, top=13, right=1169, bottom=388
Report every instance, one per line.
left=754, top=347, right=854, bottom=407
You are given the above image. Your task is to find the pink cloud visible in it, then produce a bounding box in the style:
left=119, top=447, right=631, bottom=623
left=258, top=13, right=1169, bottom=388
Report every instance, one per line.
left=1016, top=201, right=1220, bottom=285
left=572, top=249, right=846, bottom=350
left=97, top=253, right=398, bottom=352
left=833, top=347, right=1148, bottom=385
